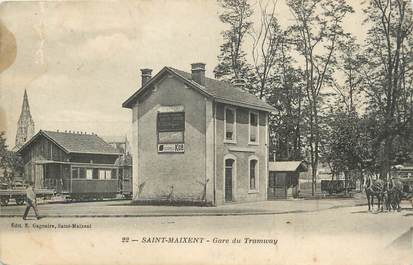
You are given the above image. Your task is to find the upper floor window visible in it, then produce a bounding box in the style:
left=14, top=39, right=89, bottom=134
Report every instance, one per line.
left=249, top=111, right=259, bottom=144
left=157, top=112, right=185, bottom=144
left=224, top=107, right=236, bottom=142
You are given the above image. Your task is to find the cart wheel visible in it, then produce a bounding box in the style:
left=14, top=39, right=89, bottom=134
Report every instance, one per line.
left=1, top=197, right=9, bottom=206
left=15, top=197, right=25, bottom=205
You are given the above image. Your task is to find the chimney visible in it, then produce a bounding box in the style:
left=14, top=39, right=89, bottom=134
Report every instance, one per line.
left=141, top=68, right=152, bottom=87
left=233, top=78, right=246, bottom=90
left=191, top=63, right=206, bottom=86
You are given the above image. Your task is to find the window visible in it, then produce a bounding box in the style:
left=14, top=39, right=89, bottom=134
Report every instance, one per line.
left=99, top=170, right=106, bottom=180
left=86, top=169, right=93, bottom=180
left=224, top=107, right=236, bottom=142
left=111, top=169, right=117, bottom=180
left=249, top=111, right=259, bottom=144
left=79, top=168, right=86, bottom=179
left=98, top=169, right=114, bottom=180
left=249, top=158, right=259, bottom=192
left=157, top=112, right=185, bottom=144
left=72, top=168, right=79, bottom=179
left=92, top=168, right=99, bottom=180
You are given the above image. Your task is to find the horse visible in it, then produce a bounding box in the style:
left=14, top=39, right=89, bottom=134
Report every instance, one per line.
left=365, top=176, right=386, bottom=212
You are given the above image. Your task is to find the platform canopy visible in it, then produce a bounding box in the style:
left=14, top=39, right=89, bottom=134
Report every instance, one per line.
left=269, top=161, right=308, bottom=173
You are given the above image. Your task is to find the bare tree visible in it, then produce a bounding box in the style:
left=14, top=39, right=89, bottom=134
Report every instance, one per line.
left=287, top=0, right=354, bottom=195
left=214, top=0, right=253, bottom=81
left=249, top=0, right=283, bottom=99
left=333, top=37, right=365, bottom=112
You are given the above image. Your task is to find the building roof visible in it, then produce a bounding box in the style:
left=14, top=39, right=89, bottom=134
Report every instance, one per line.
left=122, top=66, right=276, bottom=112
left=269, top=161, right=308, bottom=172
left=17, top=130, right=121, bottom=155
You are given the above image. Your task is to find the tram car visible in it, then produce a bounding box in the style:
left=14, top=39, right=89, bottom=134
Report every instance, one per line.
left=321, top=179, right=356, bottom=194
left=391, top=164, right=413, bottom=197
left=16, top=130, right=132, bottom=202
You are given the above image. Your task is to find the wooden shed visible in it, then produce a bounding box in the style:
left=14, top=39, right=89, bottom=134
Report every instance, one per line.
left=268, top=161, right=308, bottom=200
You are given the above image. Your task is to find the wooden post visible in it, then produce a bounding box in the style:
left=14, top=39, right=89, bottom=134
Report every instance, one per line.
left=70, top=164, right=72, bottom=193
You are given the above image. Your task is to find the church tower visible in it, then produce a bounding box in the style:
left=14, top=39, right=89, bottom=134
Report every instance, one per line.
left=15, top=89, right=35, bottom=149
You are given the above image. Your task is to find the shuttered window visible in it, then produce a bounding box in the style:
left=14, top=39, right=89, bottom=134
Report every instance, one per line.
left=249, top=112, right=259, bottom=143
left=157, top=112, right=185, bottom=144
left=250, top=160, right=257, bottom=190
left=224, top=107, right=236, bottom=142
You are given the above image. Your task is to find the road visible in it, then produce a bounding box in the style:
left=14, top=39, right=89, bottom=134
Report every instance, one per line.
left=0, top=200, right=412, bottom=265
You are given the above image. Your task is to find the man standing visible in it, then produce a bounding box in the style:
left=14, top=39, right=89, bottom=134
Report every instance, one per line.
left=23, top=181, right=40, bottom=220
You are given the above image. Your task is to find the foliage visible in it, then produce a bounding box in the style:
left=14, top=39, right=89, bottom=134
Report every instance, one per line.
left=0, top=132, right=24, bottom=182
left=214, top=0, right=253, bottom=81
left=360, top=0, right=413, bottom=178
left=214, top=0, right=413, bottom=189
left=287, top=0, right=354, bottom=194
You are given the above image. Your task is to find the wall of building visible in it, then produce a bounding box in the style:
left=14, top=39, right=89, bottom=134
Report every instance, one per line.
left=134, top=75, right=210, bottom=202
left=21, top=136, right=69, bottom=184
left=21, top=136, right=68, bottom=165
left=215, top=103, right=268, bottom=205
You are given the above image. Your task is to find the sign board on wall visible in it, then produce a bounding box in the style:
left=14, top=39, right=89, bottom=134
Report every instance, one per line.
left=158, top=143, right=184, bottom=153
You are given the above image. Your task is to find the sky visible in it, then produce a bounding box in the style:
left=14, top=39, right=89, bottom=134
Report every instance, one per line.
left=0, top=0, right=368, bottom=147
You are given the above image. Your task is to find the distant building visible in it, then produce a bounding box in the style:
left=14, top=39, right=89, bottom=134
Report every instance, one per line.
left=101, top=135, right=131, bottom=154
left=268, top=161, right=308, bottom=199
left=101, top=135, right=133, bottom=198
left=123, top=63, right=276, bottom=205
left=14, top=90, right=35, bottom=150
left=17, top=130, right=121, bottom=198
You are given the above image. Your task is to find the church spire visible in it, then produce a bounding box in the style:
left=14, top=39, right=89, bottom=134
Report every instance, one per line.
left=22, top=89, right=31, bottom=116
left=15, top=89, right=35, bottom=149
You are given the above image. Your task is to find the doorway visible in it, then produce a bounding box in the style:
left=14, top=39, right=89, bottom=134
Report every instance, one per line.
left=225, top=159, right=234, bottom=202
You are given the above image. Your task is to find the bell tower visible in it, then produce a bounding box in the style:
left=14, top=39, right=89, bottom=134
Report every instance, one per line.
left=15, top=89, right=35, bottom=149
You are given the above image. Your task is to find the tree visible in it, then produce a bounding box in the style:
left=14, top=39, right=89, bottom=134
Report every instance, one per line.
left=214, top=0, right=253, bottom=81
left=333, top=37, right=365, bottom=112
left=287, top=0, right=354, bottom=195
left=269, top=35, right=305, bottom=160
left=361, top=0, right=413, bottom=178
left=322, top=108, right=365, bottom=190
left=249, top=0, right=284, bottom=99
left=0, top=132, right=23, bottom=183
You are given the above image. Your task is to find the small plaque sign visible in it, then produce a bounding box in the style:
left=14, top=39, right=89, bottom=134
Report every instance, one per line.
left=158, top=143, right=184, bottom=153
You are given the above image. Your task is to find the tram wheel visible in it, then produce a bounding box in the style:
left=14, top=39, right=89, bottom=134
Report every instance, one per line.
left=15, top=197, right=25, bottom=205
left=0, top=197, right=9, bottom=206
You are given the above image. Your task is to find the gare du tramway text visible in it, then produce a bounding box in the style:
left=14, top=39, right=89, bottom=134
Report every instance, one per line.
left=122, top=236, right=278, bottom=245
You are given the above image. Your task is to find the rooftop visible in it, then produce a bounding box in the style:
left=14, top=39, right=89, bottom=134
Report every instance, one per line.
left=269, top=161, right=308, bottom=172
left=17, top=130, right=121, bottom=155
left=122, top=66, right=276, bottom=112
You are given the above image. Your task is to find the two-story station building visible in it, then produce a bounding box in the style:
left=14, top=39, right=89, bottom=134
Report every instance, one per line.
left=122, top=63, right=276, bottom=205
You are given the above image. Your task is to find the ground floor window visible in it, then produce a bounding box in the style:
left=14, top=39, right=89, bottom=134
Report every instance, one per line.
left=248, top=156, right=259, bottom=191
